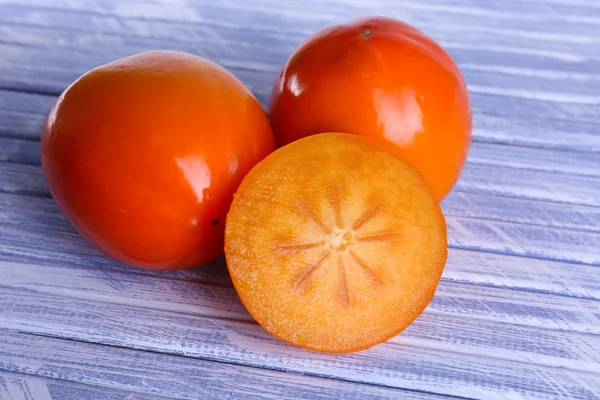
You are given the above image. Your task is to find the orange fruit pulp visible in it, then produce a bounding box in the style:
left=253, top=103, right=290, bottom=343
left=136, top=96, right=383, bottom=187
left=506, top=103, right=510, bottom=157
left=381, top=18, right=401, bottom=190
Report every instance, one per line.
left=225, top=133, right=447, bottom=353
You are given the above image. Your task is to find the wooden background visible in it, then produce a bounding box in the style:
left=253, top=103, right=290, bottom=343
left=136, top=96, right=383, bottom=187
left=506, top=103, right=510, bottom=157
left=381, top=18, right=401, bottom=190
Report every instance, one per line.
left=1, top=0, right=599, bottom=398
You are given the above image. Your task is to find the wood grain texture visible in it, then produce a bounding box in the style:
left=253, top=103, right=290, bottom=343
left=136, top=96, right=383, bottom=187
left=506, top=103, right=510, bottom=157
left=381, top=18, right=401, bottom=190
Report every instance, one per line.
left=455, top=163, right=600, bottom=207
left=1, top=287, right=599, bottom=399
left=3, top=182, right=600, bottom=239
left=1, top=197, right=600, bottom=301
left=0, top=370, right=169, bottom=400
left=1, top=4, right=599, bottom=79
left=3, top=164, right=600, bottom=266
left=0, top=137, right=40, bottom=165
left=3, top=0, right=600, bottom=51
left=0, top=0, right=599, bottom=397
left=2, top=103, right=600, bottom=179
left=446, top=216, right=600, bottom=265
left=3, top=141, right=600, bottom=207
left=0, top=1, right=599, bottom=152
left=2, top=259, right=600, bottom=355
left=443, top=191, right=600, bottom=233
left=444, top=249, right=600, bottom=301
left=0, top=332, right=421, bottom=400
left=2, top=38, right=598, bottom=128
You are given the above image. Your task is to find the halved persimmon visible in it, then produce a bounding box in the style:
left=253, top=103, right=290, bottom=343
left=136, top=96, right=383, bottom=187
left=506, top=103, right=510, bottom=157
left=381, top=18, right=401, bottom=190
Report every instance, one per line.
left=225, top=133, right=447, bottom=353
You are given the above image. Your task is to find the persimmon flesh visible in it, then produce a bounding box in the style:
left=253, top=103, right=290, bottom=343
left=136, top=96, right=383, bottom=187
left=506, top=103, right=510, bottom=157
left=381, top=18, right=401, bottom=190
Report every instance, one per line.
left=269, top=16, right=472, bottom=201
left=225, top=133, right=447, bottom=353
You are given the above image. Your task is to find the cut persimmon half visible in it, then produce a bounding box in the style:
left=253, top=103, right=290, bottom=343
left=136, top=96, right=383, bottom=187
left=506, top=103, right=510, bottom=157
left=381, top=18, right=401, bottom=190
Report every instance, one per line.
left=224, top=133, right=447, bottom=353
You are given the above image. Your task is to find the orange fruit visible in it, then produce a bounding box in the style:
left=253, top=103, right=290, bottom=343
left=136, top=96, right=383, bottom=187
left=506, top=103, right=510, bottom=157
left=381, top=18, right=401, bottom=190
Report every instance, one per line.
left=41, top=50, right=275, bottom=270
left=225, top=133, right=447, bottom=353
left=268, top=16, right=472, bottom=201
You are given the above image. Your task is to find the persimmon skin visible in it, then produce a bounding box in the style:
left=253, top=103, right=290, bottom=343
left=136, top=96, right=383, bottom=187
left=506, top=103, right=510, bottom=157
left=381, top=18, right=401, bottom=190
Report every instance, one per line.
left=225, top=133, right=447, bottom=353
left=41, top=50, right=275, bottom=270
left=269, top=16, right=472, bottom=201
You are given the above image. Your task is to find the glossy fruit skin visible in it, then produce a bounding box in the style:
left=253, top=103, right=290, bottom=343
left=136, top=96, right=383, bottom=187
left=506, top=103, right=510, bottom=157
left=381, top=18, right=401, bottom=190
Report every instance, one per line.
left=41, top=50, right=275, bottom=270
left=269, top=16, right=471, bottom=201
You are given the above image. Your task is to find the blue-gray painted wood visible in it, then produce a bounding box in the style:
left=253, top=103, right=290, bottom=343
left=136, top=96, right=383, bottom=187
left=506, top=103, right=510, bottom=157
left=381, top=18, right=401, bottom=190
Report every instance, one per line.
left=0, top=2, right=599, bottom=152
left=1, top=332, right=420, bottom=400
left=1, top=0, right=599, bottom=398
left=2, top=259, right=599, bottom=349
left=1, top=214, right=600, bottom=301
left=3, top=181, right=600, bottom=269
left=1, top=185, right=599, bottom=302
left=2, top=287, right=599, bottom=399
left=3, top=148, right=600, bottom=207
left=0, top=370, right=170, bottom=400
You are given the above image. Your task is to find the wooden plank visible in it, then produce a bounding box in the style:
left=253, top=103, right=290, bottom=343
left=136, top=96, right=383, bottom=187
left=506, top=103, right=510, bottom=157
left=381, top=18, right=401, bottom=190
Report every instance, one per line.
left=2, top=68, right=600, bottom=153
left=1, top=3, right=599, bottom=66
left=1, top=287, right=599, bottom=399
left=468, top=142, right=600, bottom=179
left=389, top=0, right=600, bottom=15
left=2, top=187, right=600, bottom=284
left=3, top=189, right=600, bottom=299
left=3, top=144, right=600, bottom=208
left=1, top=257, right=600, bottom=341
left=0, top=193, right=71, bottom=231
left=0, top=223, right=234, bottom=284
left=1, top=3, right=599, bottom=96
left=444, top=249, right=600, bottom=301
left=471, top=113, right=600, bottom=153
left=0, top=137, right=39, bottom=165
left=0, top=14, right=598, bottom=103
left=1, top=207, right=599, bottom=300
left=447, top=216, right=600, bottom=265
left=0, top=110, right=46, bottom=141
left=3, top=179, right=600, bottom=239
left=5, top=180, right=600, bottom=239
left=0, top=90, right=55, bottom=115
left=455, top=163, right=600, bottom=207
left=0, top=332, right=417, bottom=400
left=0, top=162, right=47, bottom=197
left=3, top=163, right=600, bottom=265
left=1, top=233, right=600, bottom=334
left=443, top=191, right=600, bottom=233
left=3, top=0, right=600, bottom=44
left=3, top=115, right=600, bottom=180
left=0, top=370, right=169, bottom=400
left=0, top=6, right=599, bottom=120
left=3, top=25, right=599, bottom=113
left=2, top=176, right=600, bottom=264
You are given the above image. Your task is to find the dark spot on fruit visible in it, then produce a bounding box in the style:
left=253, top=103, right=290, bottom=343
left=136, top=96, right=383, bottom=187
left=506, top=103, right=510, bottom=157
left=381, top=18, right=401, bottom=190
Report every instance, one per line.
left=212, top=219, right=219, bottom=226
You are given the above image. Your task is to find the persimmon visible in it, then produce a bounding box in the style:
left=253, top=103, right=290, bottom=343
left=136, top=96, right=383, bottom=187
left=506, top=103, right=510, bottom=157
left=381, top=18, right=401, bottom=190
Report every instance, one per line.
left=225, top=133, right=447, bottom=353
left=269, top=16, right=472, bottom=201
left=41, top=50, right=275, bottom=270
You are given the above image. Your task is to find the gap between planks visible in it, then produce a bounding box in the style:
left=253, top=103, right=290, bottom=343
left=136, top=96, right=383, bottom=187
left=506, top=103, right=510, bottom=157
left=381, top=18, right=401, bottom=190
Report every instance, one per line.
left=4, top=0, right=599, bottom=41
left=2, top=144, right=600, bottom=209
left=0, top=330, right=435, bottom=400
left=0, top=11, right=598, bottom=69
left=0, top=369, right=175, bottom=400
left=4, top=134, right=600, bottom=181
left=1, top=286, right=599, bottom=399
left=2, top=260, right=600, bottom=359
left=1, top=188, right=600, bottom=301
left=0, top=21, right=598, bottom=104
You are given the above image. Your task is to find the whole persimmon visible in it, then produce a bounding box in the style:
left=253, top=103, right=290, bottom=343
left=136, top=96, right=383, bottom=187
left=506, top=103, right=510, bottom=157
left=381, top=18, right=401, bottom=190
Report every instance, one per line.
left=41, top=50, right=275, bottom=270
left=225, top=133, right=447, bottom=353
left=269, top=16, right=471, bottom=201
